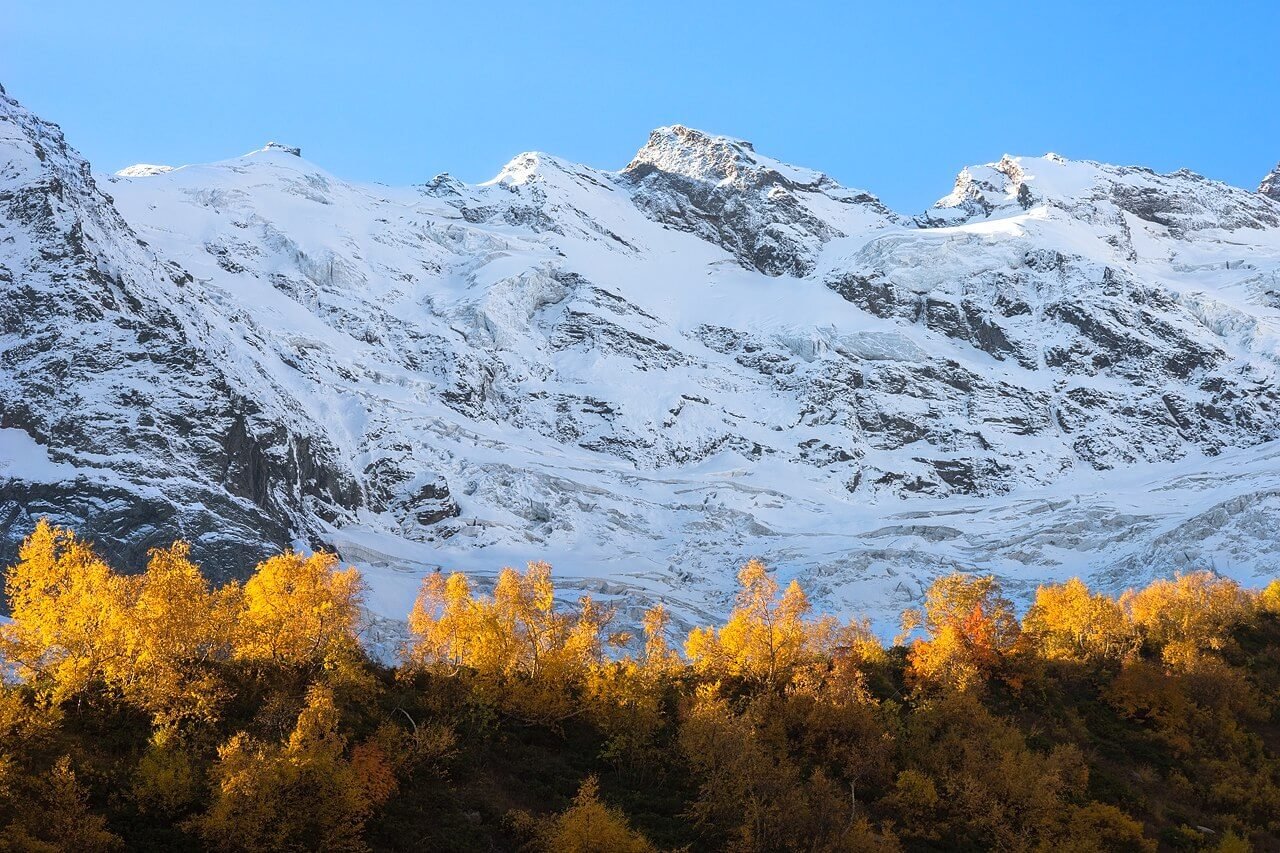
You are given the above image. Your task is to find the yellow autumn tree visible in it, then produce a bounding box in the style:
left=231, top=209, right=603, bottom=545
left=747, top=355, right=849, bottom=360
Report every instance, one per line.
left=405, top=570, right=477, bottom=671
left=1053, top=802, right=1155, bottom=853
left=486, top=562, right=574, bottom=680
left=405, top=562, right=614, bottom=722
left=678, top=684, right=820, bottom=851
left=407, top=563, right=566, bottom=680
left=584, top=605, right=679, bottom=774
left=1123, top=571, right=1252, bottom=669
left=194, top=684, right=394, bottom=852
left=131, top=726, right=201, bottom=817
left=1260, top=579, right=1280, bottom=615
left=904, top=573, right=1019, bottom=692
left=521, top=775, right=657, bottom=853
left=233, top=551, right=365, bottom=669
left=1021, top=578, right=1137, bottom=665
left=796, top=614, right=887, bottom=702
left=109, top=541, right=238, bottom=725
left=1, top=524, right=240, bottom=722
left=640, top=604, right=680, bottom=675
left=685, top=559, right=813, bottom=689
left=0, top=520, right=128, bottom=703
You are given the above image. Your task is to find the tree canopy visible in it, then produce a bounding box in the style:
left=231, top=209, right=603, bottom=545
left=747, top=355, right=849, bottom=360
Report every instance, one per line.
left=3, top=520, right=1279, bottom=851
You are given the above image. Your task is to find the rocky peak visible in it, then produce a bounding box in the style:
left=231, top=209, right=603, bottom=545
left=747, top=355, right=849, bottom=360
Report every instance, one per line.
left=624, top=124, right=832, bottom=192
left=1, top=87, right=96, bottom=196
left=1091, top=162, right=1280, bottom=236
left=923, top=153, right=1280, bottom=235
left=920, top=155, right=1041, bottom=225
left=418, top=172, right=464, bottom=197
left=260, top=141, right=302, bottom=157
left=1261, top=163, right=1280, bottom=201
left=486, top=150, right=580, bottom=187
left=622, top=125, right=895, bottom=277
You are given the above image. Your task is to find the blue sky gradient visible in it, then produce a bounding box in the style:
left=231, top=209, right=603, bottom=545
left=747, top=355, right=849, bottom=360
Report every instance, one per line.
left=4, top=1, right=1277, bottom=211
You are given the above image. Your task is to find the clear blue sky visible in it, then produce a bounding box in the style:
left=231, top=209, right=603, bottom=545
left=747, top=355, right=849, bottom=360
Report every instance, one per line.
left=4, top=1, right=1277, bottom=211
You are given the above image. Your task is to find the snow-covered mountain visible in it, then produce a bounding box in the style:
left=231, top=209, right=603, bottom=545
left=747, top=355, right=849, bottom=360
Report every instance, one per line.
left=3, top=84, right=1279, bottom=629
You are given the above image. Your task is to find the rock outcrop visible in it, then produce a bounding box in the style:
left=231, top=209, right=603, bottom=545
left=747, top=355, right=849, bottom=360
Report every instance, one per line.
left=1261, top=163, right=1280, bottom=202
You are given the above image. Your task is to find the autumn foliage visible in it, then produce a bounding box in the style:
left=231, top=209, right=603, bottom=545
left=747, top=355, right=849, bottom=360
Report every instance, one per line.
left=3, top=519, right=1280, bottom=851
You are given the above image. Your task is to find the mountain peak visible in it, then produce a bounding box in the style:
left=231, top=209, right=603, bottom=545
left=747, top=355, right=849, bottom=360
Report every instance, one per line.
left=485, top=150, right=577, bottom=186
left=1261, top=163, right=1280, bottom=201
left=624, top=124, right=831, bottom=191
left=115, top=163, right=174, bottom=178
left=255, top=141, right=302, bottom=157
left=620, top=125, right=896, bottom=277
left=924, top=154, right=1044, bottom=223
left=923, top=152, right=1280, bottom=235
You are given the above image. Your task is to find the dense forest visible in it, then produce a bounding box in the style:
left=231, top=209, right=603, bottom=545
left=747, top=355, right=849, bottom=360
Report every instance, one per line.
left=1, top=521, right=1279, bottom=851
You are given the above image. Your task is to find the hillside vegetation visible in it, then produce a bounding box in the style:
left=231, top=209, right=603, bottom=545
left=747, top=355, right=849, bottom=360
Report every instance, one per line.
left=2, top=520, right=1280, bottom=851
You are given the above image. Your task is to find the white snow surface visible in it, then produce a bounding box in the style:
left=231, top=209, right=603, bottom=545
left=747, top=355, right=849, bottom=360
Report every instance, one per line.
left=114, top=163, right=174, bottom=177
left=0, top=429, right=79, bottom=483
left=5, top=87, right=1280, bottom=634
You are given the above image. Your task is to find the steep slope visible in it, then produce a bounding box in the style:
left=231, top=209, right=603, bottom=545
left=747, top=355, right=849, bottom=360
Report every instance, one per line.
left=4, top=85, right=1280, bottom=628
left=0, top=86, right=364, bottom=579
left=830, top=154, right=1280, bottom=487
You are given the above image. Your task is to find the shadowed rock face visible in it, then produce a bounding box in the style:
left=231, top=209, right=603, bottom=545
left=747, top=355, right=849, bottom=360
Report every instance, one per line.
left=3, top=87, right=1280, bottom=623
left=622, top=125, right=899, bottom=277
left=824, top=247, right=1278, bottom=476
left=1262, top=164, right=1280, bottom=202
left=0, top=89, right=388, bottom=580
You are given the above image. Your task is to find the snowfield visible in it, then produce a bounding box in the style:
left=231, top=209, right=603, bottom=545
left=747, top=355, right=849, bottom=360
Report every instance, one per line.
left=3, top=84, right=1279, bottom=633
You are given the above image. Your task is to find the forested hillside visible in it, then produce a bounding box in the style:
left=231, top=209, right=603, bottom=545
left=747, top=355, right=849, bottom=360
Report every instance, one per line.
left=2, top=521, right=1279, bottom=851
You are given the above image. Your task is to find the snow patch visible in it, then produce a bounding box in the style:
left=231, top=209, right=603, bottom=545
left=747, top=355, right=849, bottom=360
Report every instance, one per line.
left=115, top=163, right=174, bottom=177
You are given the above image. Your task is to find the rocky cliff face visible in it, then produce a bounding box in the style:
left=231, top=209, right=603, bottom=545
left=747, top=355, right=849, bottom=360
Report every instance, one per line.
left=0, top=86, right=365, bottom=579
left=3, top=85, right=1280, bottom=626
left=829, top=154, right=1280, bottom=492
left=621, top=125, right=902, bottom=277
left=1262, top=163, right=1280, bottom=202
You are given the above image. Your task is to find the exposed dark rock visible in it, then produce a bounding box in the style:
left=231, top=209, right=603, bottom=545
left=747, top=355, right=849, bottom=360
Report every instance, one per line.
left=262, top=142, right=301, bottom=157
left=1262, top=163, right=1280, bottom=202
left=0, top=86, right=458, bottom=581
left=623, top=125, right=898, bottom=276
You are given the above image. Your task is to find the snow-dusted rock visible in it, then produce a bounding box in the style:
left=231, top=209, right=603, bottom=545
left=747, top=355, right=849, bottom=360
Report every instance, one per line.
left=260, top=141, right=301, bottom=157
left=0, top=89, right=370, bottom=579
left=623, top=125, right=900, bottom=276
left=1261, top=163, right=1280, bottom=202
